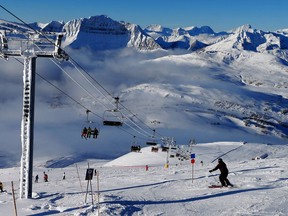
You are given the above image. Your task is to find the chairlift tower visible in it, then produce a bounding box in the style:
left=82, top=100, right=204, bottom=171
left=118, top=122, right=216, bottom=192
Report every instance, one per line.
left=162, top=137, right=175, bottom=168
left=0, top=21, right=68, bottom=199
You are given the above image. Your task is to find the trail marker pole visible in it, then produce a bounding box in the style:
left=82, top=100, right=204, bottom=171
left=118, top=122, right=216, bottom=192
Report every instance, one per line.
left=11, top=181, right=18, bottom=216
left=96, top=171, right=100, bottom=215
left=75, top=164, right=83, bottom=192
left=191, top=154, right=196, bottom=183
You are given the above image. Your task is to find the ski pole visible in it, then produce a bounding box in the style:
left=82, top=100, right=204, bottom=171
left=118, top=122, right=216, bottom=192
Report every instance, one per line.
left=209, top=172, right=219, bottom=183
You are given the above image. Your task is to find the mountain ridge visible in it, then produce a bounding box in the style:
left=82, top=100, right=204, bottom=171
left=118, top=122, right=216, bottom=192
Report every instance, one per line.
left=13, top=15, right=287, bottom=56
left=2, top=15, right=287, bottom=61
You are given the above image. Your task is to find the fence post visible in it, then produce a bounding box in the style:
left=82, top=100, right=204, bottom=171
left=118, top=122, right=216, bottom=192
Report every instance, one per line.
left=11, top=181, right=18, bottom=216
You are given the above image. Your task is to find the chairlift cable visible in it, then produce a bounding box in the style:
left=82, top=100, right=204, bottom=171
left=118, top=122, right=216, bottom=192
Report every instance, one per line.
left=48, top=58, right=111, bottom=111
left=0, top=5, right=129, bottom=113
left=67, top=60, right=151, bottom=136
left=68, top=57, right=114, bottom=99
left=0, top=5, right=112, bottom=109
left=14, top=58, right=150, bottom=139
left=0, top=7, right=124, bottom=115
left=0, top=6, right=166, bottom=141
left=122, top=115, right=152, bottom=137
left=68, top=59, right=116, bottom=108
left=12, top=57, right=103, bottom=120
left=67, top=58, right=159, bottom=137
left=0, top=5, right=37, bottom=32
left=0, top=5, right=63, bottom=50
left=30, top=43, right=114, bottom=119
left=36, top=45, right=153, bottom=138
left=122, top=119, right=152, bottom=138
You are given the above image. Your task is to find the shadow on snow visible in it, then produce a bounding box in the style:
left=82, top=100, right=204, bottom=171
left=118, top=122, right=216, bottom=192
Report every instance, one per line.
left=102, top=186, right=273, bottom=206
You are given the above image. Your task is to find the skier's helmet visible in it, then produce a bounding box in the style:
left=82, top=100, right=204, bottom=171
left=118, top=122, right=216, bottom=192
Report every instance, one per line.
left=218, top=158, right=223, bottom=162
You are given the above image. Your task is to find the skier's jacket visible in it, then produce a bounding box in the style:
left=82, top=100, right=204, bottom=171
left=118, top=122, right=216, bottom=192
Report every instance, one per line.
left=211, top=161, right=229, bottom=175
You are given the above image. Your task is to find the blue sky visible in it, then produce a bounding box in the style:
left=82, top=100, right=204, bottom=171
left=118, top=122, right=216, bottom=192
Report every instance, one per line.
left=0, top=0, right=287, bottom=32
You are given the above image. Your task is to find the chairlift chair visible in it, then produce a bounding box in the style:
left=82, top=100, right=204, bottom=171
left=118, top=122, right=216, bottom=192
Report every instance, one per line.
left=130, top=136, right=141, bottom=152
left=146, top=129, right=158, bottom=145
left=146, top=141, right=158, bottom=146
left=102, top=109, right=123, bottom=126
left=102, top=97, right=123, bottom=126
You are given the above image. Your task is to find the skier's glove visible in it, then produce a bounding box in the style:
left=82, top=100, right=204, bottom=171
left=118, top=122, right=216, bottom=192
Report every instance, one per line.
left=209, top=170, right=213, bottom=173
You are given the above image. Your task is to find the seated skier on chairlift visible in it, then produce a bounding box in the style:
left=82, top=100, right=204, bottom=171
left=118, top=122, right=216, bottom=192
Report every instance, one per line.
left=81, top=127, right=88, bottom=139
left=87, top=127, right=92, bottom=138
left=92, top=127, right=99, bottom=139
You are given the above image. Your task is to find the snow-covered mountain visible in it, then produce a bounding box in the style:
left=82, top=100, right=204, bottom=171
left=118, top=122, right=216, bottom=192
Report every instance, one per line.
left=5, top=15, right=288, bottom=54
left=2, top=15, right=288, bottom=53
left=60, top=15, right=160, bottom=50
left=144, top=24, right=221, bottom=50
left=204, top=24, right=288, bottom=62
left=25, top=16, right=288, bottom=66
left=0, top=15, right=288, bottom=166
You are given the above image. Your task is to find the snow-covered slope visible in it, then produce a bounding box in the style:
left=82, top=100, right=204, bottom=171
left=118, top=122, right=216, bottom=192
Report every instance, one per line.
left=117, top=48, right=288, bottom=141
left=104, top=141, right=288, bottom=167
left=1, top=142, right=288, bottom=215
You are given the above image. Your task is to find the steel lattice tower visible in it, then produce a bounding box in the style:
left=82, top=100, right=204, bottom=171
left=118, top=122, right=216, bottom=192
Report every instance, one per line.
left=0, top=21, right=68, bottom=199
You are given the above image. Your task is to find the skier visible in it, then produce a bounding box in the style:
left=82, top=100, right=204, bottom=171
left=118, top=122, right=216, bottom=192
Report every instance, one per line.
left=0, top=181, right=3, bottom=192
left=43, top=172, right=48, bottom=182
left=35, top=174, right=39, bottom=183
left=209, top=158, right=233, bottom=187
left=63, top=172, right=66, bottom=180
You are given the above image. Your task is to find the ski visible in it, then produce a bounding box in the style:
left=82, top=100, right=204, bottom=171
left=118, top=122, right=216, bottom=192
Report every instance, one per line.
left=208, top=185, right=223, bottom=188
left=208, top=185, right=236, bottom=188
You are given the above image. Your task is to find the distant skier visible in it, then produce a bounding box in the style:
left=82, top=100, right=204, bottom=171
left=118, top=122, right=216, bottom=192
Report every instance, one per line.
left=35, top=174, right=39, bottom=183
left=209, top=158, right=233, bottom=187
left=63, top=172, right=66, bottom=180
left=43, top=172, right=48, bottom=182
left=0, top=181, right=3, bottom=192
